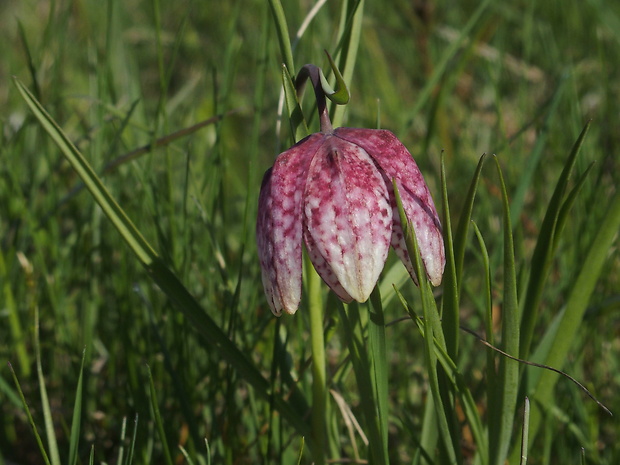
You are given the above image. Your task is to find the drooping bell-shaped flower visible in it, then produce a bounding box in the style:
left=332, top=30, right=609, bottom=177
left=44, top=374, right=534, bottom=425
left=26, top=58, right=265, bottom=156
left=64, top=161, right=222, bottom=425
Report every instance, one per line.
left=257, top=61, right=445, bottom=316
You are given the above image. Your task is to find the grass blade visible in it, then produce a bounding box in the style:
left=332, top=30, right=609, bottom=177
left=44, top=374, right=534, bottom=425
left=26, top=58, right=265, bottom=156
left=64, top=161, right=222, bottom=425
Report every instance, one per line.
left=454, top=154, right=487, bottom=289
left=338, top=302, right=387, bottom=465
left=330, top=0, right=364, bottom=128
left=281, top=64, right=309, bottom=142
left=509, top=79, right=566, bottom=227
left=519, top=397, right=531, bottom=465
left=489, top=156, right=520, bottom=465
left=13, top=77, right=157, bottom=266
left=13, top=76, right=313, bottom=447
left=439, top=151, right=459, bottom=359
left=68, top=349, right=86, bottom=465
left=34, top=306, right=61, bottom=465
left=268, top=0, right=295, bottom=76
left=125, top=414, right=139, bottom=465
left=147, top=364, right=174, bottom=465
left=519, top=121, right=591, bottom=359
left=394, top=289, right=488, bottom=463
left=8, top=362, right=52, bottom=465
left=394, top=182, right=459, bottom=463
left=526, top=187, right=620, bottom=447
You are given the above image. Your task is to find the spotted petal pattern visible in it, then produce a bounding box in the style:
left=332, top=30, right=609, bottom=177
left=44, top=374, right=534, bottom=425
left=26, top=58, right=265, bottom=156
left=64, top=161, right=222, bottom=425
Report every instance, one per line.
left=256, top=134, right=323, bottom=315
left=334, top=128, right=445, bottom=286
left=303, top=136, right=392, bottom=303
left=257, top=127, right=445, bottom=316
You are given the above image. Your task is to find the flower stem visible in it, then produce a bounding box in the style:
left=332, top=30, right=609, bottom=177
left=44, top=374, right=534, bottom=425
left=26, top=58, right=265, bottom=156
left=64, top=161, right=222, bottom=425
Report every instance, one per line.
left=305, top=252, right=327, bottom=464
left=296, top=64, right=333, bottom=133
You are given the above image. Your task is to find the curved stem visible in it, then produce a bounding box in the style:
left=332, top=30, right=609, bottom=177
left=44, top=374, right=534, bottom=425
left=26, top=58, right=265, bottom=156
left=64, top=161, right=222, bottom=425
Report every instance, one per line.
left=296, top=64, right=333, bottom=133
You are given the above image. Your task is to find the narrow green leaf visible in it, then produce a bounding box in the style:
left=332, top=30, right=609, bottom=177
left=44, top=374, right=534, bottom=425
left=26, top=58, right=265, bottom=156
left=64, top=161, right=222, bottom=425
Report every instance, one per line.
left=394, top=182, right=458, bottom=464
left=439, top=151, right=459, bottom=359
left=268, top=0, right=295, bottom=75
left=338, top=302, right=387, bottom=465
left=394, top=289, right=487, bottom=464
left=551, top=162, right=596, bottom=254
left=454, top=154, right=487, bottom=288
left=34, top=307, right=61, bottom=465
left=16, top=20, right=41, bottom=100
left=147, top=364, right=174, bottom=465
left=8, top=362, right=52, bottom=465
left=519, top=121, right=591, bottom=359
left=510, top=80, right=566, bottom=226
left=178, top=445, right=196, bottom=465
left=282, top=64, right=310, bottom=142
left=526, top=187, right=620, bottom=449
left=125, top=414, right=139, bottom=465
left=116, top=416, right=128, bottom=465
left=14, top=76, right=313, bottom=448
left=13, top=77, right=157, bottom=266
left=519, top=397, right=531, bottom=465
left=320, top=50, right=350, bottom=104
left=331, top=0, right=364, bottom=128
left=68, top=349, right=86, bottom=465
left=296, top=437, right=305, bottom=465
left=489, top=157, right=520, bottom=465
left=471, top=221, right=496, bottom=433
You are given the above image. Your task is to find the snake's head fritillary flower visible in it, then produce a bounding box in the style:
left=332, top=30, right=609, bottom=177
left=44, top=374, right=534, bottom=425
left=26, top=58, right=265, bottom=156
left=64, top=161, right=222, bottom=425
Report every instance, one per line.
left=256, top=62, right=445, bottom=316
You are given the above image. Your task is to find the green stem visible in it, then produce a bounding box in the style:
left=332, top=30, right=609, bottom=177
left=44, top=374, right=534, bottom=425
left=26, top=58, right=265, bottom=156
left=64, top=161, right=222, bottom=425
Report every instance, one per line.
left=306, top=254, right=327, bottom=464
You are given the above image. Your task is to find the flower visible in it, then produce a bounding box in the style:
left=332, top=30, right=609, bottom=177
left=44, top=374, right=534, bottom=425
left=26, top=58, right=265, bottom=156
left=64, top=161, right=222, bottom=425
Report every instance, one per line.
left=257, top=127, right=445, bottom=316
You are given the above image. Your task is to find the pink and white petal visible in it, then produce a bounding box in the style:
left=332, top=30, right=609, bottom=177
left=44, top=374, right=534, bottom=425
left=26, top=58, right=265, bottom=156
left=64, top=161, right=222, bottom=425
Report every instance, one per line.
left=303, top=229, right=353, bottom=303
left=256, top=134, right=324, bottom=315
left=334, top=128, right=445, bottom=286
left=303, top=136, right=392, bottom=302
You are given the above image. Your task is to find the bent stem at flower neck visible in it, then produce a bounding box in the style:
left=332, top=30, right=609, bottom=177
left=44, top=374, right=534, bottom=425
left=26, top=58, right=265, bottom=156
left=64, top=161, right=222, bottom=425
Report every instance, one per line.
left=295, top=51, right=350, bottom=134
left=296, top=64, right=332, bottom=133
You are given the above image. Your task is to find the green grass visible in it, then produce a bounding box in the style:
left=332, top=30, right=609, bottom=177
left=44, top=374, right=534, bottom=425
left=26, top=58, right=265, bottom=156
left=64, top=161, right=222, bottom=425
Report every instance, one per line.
left=2, top=0, right=619, bottom=463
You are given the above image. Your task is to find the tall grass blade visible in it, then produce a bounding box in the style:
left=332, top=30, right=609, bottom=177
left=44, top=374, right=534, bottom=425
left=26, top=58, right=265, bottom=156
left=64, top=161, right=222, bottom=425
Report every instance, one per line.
left=394, top=289, right=487, bottom=463
left=489, top=157, right=520, bottom=465
left=338, top=302, right=387, bottom=465
left=526, top=187, right=620, bottom=445
left=268, top=0, right=295, bottom=75
left=68, top=349, right=86, bottom=465
left=439, top=151, right=459, bottom=359
left=509, top=80, right=566, bottom=227
left=116, top=416, right=128, bottom=465
left=519, top=121, right=591, bottom=359
left=281, top=64, right=309, bottom=142
left=34, top=306, right=61, bottom=465
left=331, top=0, right=364, bottom=128
left=394, top=183, right=459, bottom=464
left=519, top=397, right=531, bottom=465
left=13, top=77, right=157, bottom=266
left=8, top=362, right=52, bottom=465
left=13, top=76, right=312, bottom=446
left=454, top=154, right=487, bottom=289
left=147, top=364, right=174, bottom=465
left=125, top=414, right=139, bottom=465
left=471, top=220, right=496, bottom=444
